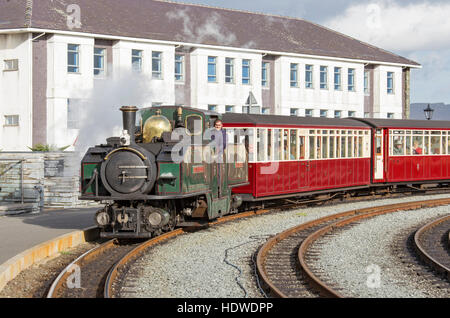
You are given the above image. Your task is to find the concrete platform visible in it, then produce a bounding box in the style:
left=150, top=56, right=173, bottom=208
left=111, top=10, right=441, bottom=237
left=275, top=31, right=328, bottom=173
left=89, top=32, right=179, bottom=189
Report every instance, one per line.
left=0, top=206, right=99, bottom=264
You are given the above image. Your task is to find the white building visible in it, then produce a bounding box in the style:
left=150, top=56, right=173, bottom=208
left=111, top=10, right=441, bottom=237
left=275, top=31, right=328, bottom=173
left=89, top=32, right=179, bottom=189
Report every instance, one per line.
left=0, top=0, right=420, bottom=151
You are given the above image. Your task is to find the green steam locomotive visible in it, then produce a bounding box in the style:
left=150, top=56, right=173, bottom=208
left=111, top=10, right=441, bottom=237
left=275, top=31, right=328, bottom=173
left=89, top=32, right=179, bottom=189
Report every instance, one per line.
left=80, top=106, right=248, bottom=238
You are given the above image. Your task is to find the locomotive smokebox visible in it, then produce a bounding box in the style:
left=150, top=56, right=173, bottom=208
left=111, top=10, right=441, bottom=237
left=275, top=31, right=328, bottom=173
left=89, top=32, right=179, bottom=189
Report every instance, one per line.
left=120, top=106, right=138, bottom=145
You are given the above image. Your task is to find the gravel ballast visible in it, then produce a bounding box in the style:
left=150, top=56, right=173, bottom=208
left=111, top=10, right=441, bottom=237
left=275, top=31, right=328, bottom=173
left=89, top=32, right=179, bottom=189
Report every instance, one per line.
left=312, top=205, right=450, bottom=298
left=119, top=194, right=450, bottom=298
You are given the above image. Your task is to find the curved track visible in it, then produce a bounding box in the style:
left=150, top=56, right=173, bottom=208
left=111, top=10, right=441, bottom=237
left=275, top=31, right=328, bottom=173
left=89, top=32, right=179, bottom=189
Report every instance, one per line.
left=414, top=215, right=450, bottom=281
left=256, top=198, right=450, bottom=298
left=47, top=239, right=142, bottom=298
left=47, top=210, right=271, bottom=298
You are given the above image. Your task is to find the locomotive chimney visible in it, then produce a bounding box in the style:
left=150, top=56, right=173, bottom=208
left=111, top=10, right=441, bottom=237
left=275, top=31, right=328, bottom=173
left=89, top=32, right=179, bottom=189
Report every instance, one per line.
left=120, top=106, right=138, bottom=145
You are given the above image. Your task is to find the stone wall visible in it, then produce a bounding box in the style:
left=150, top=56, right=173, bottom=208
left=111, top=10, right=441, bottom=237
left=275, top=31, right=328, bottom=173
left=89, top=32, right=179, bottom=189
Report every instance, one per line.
left=0, top=152, right=94, bottom=208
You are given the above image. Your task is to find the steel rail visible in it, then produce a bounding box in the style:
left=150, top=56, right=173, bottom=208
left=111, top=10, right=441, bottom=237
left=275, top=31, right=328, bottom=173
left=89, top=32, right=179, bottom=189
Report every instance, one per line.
left=47, top=239, right=117, bottom=298
left=256, top=197, right=450, bottom=298
left=413, top=214, right=450, bottom=281
left=104, top=209, right=271, bottom=298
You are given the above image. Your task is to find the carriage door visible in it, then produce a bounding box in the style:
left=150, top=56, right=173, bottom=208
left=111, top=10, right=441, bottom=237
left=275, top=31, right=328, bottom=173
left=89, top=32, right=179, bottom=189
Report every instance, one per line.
left=374, top=129, right=384, bottom=180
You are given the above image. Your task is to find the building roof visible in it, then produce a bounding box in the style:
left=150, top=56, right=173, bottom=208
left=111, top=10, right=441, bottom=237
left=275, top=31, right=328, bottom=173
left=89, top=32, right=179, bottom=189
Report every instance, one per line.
left=352, top=118, right=450, bottom=129
left=223, top=113, right=370, bottom=128
left=0, top=0, right=419, bottom=67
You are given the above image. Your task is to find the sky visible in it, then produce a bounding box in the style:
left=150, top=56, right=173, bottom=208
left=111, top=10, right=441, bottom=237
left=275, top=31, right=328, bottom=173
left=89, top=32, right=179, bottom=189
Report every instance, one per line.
left=170, top=0, right=450, bottom=105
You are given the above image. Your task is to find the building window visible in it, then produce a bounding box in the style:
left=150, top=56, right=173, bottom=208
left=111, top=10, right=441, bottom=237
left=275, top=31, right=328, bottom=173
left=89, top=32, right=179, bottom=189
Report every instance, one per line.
left=364, top=112, right=371, bottom=118
left=320, top=66, right=328, bottom=89
left=262, top=62, right=269, bottom=87
left=290, top=108, right=299, bottom=116
left=152, top=51, right=162, bottom=79
left=320, top=109, right=328, bottom=118
left=262, top=107, right=270, bottom=114
left=132, top=49, right=143, bottom=72
left=4, top=115, right=19, bottom=126
left=67, top=44, right=80, bottom=73
left=93, top=48, right=106, bottom=76
left=290, top=63, right=298, bottom=87
left=208, top=105, right=218, bottom=112
left=175, top=54, right=184, bottom=81
left=348, top=111, right=356, bottom=117
left=225, top=105, right=235, bottom=113
left=305, top=65, right=313, bottom=88
left=387, top=72, right=394, bottom=94
left=3, top=59, right=19, bottom=71
left=348, top=68, right=355, bottom=91
left=208, top=56, right=217, bottom=83
left=305, top=109, right=313, bottom=117
left=334, top=110, right=342, bottom=118
left=387, top=112, right=394, bottom=119
left=242, top=59, right=251, bottom=85
left=67, top=99, right=80, bottom=129
left=243, top=106, right=261, bottom=114
left=334, top=67, right=341, bottom=90
left=225, top=58, right=234, bottom=83
left=364, top=70, right=370, bottom=95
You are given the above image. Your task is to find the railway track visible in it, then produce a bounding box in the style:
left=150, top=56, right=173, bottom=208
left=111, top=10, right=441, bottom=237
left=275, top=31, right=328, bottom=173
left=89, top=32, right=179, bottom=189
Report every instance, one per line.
left=46, top=194, right=450, bottom=298
left=46, top=239, right=143, bottom=298
left=413, top=215, right=450, bottom=281
left=46, top=210, right=271, bottom=298
left=256, top=197, right=450, bottom=298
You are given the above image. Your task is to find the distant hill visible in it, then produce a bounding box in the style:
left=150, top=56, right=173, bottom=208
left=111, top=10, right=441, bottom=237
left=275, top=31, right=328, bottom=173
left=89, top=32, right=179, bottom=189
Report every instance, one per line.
left=410, top=103, right=450, bottom=120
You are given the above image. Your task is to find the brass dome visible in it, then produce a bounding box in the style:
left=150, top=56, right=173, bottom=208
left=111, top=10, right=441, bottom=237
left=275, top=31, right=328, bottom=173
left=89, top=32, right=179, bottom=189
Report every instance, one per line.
left=143, top=114, right=172, bottom=143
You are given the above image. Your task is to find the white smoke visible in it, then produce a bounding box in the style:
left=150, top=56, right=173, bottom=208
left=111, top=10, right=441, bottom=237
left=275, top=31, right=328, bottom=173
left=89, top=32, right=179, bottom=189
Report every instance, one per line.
left=166, top=9, right=238, bottom=46
left=73, top=69, right=154, bottom=158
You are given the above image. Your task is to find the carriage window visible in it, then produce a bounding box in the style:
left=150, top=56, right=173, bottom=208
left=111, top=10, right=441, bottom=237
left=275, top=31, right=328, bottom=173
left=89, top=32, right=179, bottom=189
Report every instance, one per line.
left=329, top=136, right=335, bottom=159
left=392, top=136, right=405, bottom=156
left=299, top=135, right=305, bottom=159
left=317, top=136, right=322, bottom=159
left=442, top=135, right=447, bottom=155
left=322, top=136, right=328, bottom=159
left=309, top=136, right=315, bottom=160
left=257, top=129, right=266, bottom=162
left=424, top=136, right=430, bottom=155
left=431, top=136, right=441, bottom=155
left=447, top=136, right=450, bottom=154
left=275, top=129, right=282, bottom=161
left=347, top=136, right=353, bottom=158
left=290, top=130, right=297, bottom=160
left=283, top=130, right=289, bottom=160
left=406, top=136, right=411, bottom=156
left=336, top=136, right=341, bottom=159
left=358, top=137, right=363, bottom=157
left=413, top=136, right=423, bottom=155
left=341, top=136, right=347, bottom=158
left=267, top=129, right=272, bottom=160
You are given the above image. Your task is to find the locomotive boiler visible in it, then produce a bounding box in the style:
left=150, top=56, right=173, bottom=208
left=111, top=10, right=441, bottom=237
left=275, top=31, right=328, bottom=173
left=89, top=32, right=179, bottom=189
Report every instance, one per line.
left=80, top=106, right=248, bottom=238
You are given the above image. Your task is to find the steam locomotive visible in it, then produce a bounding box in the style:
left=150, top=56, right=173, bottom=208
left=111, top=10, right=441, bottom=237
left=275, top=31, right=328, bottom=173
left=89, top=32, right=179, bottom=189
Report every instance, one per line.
left=80, top=106, right=248, bottom=238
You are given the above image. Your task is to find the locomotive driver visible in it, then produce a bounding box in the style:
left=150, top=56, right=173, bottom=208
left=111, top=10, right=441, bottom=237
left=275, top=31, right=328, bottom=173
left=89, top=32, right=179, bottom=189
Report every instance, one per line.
left=211, top=119, right=227, bottom=163
left=211, top=119, right=227, bottom=197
